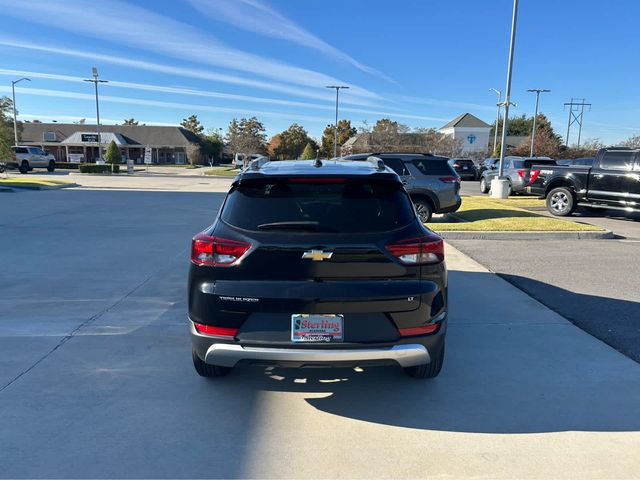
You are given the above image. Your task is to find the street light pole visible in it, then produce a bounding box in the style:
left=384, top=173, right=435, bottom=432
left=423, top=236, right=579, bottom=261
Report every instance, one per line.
left=493, top=0, right=519, bottom=198
left=11, top=77, right=31, bottom=146
left=489, top=88, right=502, bottom=153
left=527, top=89, right=550, bottom=157
left=84, top=67, right=108, bottom=164
left=325, top=85, right=349, bottom=158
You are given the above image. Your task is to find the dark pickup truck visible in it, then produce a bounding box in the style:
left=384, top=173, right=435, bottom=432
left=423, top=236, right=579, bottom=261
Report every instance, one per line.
left=527, top=147, right=640, bottom=216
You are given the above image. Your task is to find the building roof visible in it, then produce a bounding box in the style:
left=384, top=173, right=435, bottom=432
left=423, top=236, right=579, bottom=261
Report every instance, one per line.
left=440, top=113, right=492, bottom=129
left=20, top=123, right=202, bottom=147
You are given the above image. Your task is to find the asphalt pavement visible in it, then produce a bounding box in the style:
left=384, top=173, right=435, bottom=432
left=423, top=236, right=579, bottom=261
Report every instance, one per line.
left=1, top=180, right=639, bottom=478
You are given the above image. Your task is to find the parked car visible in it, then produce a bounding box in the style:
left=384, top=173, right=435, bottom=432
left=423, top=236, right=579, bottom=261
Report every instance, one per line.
left=528, top=147, right=640, bottom=216
left=478, top=157, right=500, bottom=176
left=188, top=158, right=448, bottom=379
left=479, top=156, right=555, bottom=195
left=8, top=146, right=56, bottom=174
left=448, top=158, right=478, bottom=180
left=342, top=153, right=461, bottom=222
left=233, top=153, right=266, bottom=168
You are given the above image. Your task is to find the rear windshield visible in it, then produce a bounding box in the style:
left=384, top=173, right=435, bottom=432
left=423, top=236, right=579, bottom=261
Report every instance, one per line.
left=221, top=178, right=415, bottom=233
left=413, top=159, right=455, bottom=176
left=12, top=147, right=28, bottom=154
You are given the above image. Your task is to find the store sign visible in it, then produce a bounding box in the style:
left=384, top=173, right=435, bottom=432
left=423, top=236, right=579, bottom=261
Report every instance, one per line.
left=81, top=133, right=99, bottom=143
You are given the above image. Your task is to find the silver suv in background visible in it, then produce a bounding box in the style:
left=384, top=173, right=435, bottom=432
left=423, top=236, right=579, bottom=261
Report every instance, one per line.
left=342, top=153, right=461, bottom=222
left=479, top=156, right=555, bottom=195
left=9, top=146, right=56, bottom=174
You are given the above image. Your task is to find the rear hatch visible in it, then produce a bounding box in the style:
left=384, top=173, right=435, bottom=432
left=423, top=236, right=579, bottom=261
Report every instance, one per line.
left=189, top=176, right=443, bottom=344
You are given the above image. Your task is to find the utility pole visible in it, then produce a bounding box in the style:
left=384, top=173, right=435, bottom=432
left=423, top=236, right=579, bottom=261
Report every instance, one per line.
left=563, top=98, right=591, bottom=148
left=325, top=85, right=349, bottom=158
left=494, top=0, right=519, bottom=199
left=489, top=88, right=502, bottom=153
left=84, top=67, right=108, bottom=164
left=11, top=77, right=31, bottom=146
left=527, top=89, right=550, bottom=157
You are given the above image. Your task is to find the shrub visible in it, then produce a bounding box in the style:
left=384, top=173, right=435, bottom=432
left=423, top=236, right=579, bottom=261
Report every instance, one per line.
left=79, top=164, right=120, bottom=174
left=54, top=162, right=80, bottom=169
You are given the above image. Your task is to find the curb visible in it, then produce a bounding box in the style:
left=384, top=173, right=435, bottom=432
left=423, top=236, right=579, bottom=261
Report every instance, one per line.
left=437, top=229, right=614, bottom=240
left=0, top=183, right=78, bottom=191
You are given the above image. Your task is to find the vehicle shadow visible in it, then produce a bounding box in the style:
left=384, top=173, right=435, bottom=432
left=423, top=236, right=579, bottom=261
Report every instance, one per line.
left=218, top=270, right=640, bottom=435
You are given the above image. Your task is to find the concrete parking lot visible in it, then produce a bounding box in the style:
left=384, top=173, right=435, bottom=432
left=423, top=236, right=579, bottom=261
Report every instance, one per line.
left=1, top=179, right=639, bottom=478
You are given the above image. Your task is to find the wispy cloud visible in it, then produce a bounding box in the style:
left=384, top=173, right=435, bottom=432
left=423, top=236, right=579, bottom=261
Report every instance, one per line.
left=0, top=69, right=444, bottom=123
left=188, top=0, right=395, bottom=84
left=0, top=86, right=330, bottom=124
left=394, top=95, right=496, bottom=112
left=0, top=37, right=384, bottom=108
left=18, top=113, right=176, bottom=126
left=0, top=0, right=378, bottom=100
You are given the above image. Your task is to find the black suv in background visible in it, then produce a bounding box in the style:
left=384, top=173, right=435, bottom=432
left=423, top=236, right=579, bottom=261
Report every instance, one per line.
left=342, top=153, right=461, bottom=222
left=449, top=158, right=478, bottom=180
left=189, top=159, right=448, bottom=379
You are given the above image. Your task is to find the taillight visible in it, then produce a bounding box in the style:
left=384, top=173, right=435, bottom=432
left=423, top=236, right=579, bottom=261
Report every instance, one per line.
left=11, top=154, right=16, bottom=161
left=439, top=176, right=459, bottom=183
left=517, top=169, right=527, bottom=178
left=398, top=323, right=441, bottom=337
left=288, top=177, right=345, bottom=183
left=191, top=233, right=251, bottom=266
left=193, top=322, right=238, bottom=337
left=528, top=169, right=540, bottom=184
left=386, top=235, right=444, bottom=265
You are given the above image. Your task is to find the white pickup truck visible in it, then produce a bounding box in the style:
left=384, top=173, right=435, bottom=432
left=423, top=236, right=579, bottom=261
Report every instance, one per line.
left=9, top=146, right=56, bottom=174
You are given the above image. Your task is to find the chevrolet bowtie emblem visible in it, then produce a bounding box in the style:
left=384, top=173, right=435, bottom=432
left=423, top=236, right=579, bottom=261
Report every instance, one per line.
left=302, top=250, right=333, bottom=261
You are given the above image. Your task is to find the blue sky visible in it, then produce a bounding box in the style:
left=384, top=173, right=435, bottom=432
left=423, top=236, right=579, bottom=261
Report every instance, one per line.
left=0, top=0, right=638, bottom=144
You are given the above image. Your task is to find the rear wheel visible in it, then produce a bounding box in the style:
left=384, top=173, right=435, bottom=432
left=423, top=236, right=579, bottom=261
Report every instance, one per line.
left=479, top=177, right=489, bottom=194
left=547, top=187, right=576, bottom=216
left=19, top=160, right=29, bottom=174
left=47, top=160, right=55, bottom=172
left=192, top=348, right=232, bottom=378
left=414, top=199, right=433, bottom=223
left=404, top=343, right=445, bottom=379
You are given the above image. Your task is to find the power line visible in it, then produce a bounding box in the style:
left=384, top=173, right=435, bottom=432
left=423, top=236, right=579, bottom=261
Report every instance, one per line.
left=563, top=98, right=591, bottom=148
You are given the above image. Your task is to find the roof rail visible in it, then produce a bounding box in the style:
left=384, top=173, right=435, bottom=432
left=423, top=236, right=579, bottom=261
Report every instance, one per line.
left=248, top=157, right=270, bottom=171
left=366, top=155, right=386, bottom=171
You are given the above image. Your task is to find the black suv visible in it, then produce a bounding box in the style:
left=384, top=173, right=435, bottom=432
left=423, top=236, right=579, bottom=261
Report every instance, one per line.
left=189, top=159, right=448, bottom=379
left=342, top=153, right=461, bottom=222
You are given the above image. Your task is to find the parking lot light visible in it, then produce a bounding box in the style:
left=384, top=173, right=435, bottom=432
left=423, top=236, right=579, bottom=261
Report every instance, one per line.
left=527, top=89, right=551, bottom=157
left=325, top=85, right=349, bottom=158
left=11, top=77, right=31, bottom=146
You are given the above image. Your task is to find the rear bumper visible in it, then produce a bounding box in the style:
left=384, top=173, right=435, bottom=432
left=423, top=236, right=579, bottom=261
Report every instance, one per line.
left=526, top=185, right=546, bottom=197
left=438, top=196, right=462, bottom=213
left=206, top=343, right=430, bottom=368
left=190, top=318, right=445, bottom=368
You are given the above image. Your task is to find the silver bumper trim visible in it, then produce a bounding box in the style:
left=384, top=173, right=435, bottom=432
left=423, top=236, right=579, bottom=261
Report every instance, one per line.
left=205, top=343, right=430, bottom=368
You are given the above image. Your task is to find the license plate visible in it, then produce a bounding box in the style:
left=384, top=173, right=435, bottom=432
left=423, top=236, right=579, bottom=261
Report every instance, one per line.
left=291, top=314, right=343, bottom=343
left=462, top=166, right=469, bottom=170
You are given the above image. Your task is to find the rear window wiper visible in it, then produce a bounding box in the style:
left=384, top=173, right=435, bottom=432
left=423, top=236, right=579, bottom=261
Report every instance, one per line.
left=257, top=221, right=323, bottom=231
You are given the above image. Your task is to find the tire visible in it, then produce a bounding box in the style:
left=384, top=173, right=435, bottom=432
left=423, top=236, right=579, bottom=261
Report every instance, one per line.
left=192, top=348, right=231, bottom=378
left=413, top=199, right=433, bottom=223
left=404, top=343, right=445, bottom=379
left=19, top=160, right=29, bottom=174
left=47, top=160, right=55, bottom=172
left=547, top=186, right=576, bottom=216
left=479, top=177, right=490, bottom=194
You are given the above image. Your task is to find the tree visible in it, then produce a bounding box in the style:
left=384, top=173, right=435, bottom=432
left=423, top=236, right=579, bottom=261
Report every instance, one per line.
left=186, top=143, right=202, bottom=166
left=225, top=117, right=267, bottom=157
left=123, top=118, right=139, bottom=125
left=275, top=123, right=314, bottom=159
left=320, top=119, right=357, bottom=157
left=300, top=142, right=316, bottom=160
left=103, top=140, right=122, bottom=164
left=180, top=114, right=204, bottom=135
left=370, top=118, right=410, bottom=146
left=202, top=128, right=224, bottom=163
left=0, top=96, right=16, bottom=160
left=509, top=114, right=563, bottom=157
left=76, top=118, right=86, bottom=124
left=622, top=135, right=640, bottom=148
left=267, top=134, right=282, bottom=158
